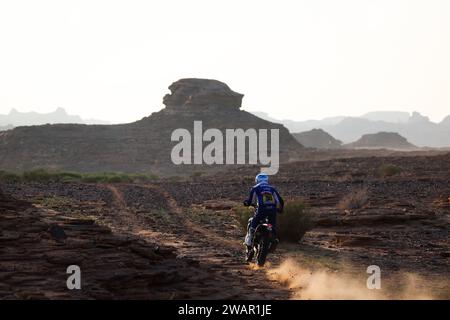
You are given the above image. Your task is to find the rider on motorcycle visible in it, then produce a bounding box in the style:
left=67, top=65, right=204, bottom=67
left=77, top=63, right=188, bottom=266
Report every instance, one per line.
left=243, top=173, right=284, bottom=247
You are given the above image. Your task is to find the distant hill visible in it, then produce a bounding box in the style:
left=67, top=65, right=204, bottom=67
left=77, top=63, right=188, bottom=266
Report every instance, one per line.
left=250, top=112, right=345, bottom=133
left=250, top=111, right=280, bottom=123
left=440, top=115, right=450, bottom=126
left=360, top=111, right=410, bottom=123
left=0, top=107, right=109, bottom=129
left=250, top=111, right=450, bottom=147
left=292, top=129, right=342, bottom=149
left=0, top=79, right=302, bottom=175
left=344, top=132, right=417, bottom=150
left=0, top=124, right=13, bottom=131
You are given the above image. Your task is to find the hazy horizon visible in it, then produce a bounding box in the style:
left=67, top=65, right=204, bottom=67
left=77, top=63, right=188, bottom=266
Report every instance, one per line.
left=1, top=0, right=449, bottom=123
left=0, top=106, right=448, bottom=125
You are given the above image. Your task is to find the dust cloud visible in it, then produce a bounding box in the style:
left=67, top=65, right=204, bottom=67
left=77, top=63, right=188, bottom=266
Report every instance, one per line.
left=267, top=259, right=435, bottom=300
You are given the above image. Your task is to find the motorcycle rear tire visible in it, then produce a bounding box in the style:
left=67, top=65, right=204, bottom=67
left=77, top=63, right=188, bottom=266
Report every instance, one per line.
left=256, top=239, right=270, bottom=266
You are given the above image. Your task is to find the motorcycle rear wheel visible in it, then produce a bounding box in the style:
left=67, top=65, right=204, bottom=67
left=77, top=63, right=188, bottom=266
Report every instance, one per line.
left=256, top=239, right=270, bottom=266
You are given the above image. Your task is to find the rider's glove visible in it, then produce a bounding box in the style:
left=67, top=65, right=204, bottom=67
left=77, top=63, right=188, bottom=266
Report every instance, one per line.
left=243, top=200, right=250, bottom=207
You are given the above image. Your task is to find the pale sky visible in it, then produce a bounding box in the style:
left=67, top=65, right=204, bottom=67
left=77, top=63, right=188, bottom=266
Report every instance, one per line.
left=0, top=0, right=449, bottom=123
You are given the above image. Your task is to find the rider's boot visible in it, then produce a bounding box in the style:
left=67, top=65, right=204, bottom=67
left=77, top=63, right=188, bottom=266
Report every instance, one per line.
left=245, top=245, right=254, bottom=263
left=244, top=228, right=255, bottom=247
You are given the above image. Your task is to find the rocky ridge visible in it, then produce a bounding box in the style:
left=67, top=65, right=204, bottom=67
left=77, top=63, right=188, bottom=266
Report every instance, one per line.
left=0, top=79, right=302, bottom=175
left=292, top=128, right=342, bottom=149
left=344, top=132, right=417, bottom=150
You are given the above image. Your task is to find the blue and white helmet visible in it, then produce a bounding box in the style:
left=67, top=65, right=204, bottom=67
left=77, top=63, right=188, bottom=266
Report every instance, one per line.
left=255, top=173, right=269, bottom=184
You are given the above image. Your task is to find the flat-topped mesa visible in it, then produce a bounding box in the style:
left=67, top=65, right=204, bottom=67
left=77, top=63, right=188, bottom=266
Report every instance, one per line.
left=162, top=78, right=244, bottom=112
left=0, top=77, right=303, bottom=174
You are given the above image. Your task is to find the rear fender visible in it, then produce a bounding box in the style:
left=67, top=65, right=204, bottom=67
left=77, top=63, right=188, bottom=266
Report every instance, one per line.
left=254, top=224, right=273, bottom=244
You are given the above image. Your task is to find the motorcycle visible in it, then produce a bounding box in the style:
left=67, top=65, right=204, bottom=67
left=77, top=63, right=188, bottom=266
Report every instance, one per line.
left=244, top=204, right=279, bottom=266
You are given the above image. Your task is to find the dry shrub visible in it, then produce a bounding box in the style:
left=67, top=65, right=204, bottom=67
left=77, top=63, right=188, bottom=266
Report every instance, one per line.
left=233, top=205, right=254, bottom=232
left=233, top=199, right=314, bottom=243
left=338, top=188, right=369, bottom=210
left=0, top=169, right=158, bottom=183
left=277, top=200, right=314, bottom=243
left=378, top=164, right=402, bottom=178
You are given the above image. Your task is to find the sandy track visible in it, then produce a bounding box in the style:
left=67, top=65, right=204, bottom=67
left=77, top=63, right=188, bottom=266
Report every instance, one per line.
left=103, top=183, right=290, bottom=299
left=0, top=184, right=290, bottom=299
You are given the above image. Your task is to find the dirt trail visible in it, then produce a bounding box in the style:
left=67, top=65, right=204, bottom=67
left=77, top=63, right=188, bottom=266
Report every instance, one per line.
left=142, top=184, right=240, bottom=249
left=104, top=184, right=155, bottom=235
left=103, top=183, right=290, bottom=299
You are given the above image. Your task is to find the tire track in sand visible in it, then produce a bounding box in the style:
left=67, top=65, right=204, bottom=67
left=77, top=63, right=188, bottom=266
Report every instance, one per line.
left=104, top=183, right=290, bottom=299
left=141, top=184, right=240, bottom=250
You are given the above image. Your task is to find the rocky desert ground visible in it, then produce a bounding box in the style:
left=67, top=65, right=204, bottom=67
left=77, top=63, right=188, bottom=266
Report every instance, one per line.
left=1, top=151, right=449, bottom=299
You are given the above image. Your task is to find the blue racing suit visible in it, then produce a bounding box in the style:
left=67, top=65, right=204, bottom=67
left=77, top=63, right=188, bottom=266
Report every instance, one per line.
left=245, top=182, right=284, bottom=235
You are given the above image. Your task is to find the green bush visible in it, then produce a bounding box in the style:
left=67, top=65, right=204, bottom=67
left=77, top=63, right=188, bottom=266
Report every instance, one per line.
left=78, top=173, right=105, bottom=183
left=129, top=173, right=158, bottom=182
left=22, top=169, right=83, bottom=182
left=0, top=170, right=21, bottom=181
left=101, top=173, right=132, bottom=183
left=22, top=169, right=55, bottom=181
left=191, top=171, right=204, bottom=181
left=167, top=175, right=183, bottom=182
left=277, top=200, right=314, bottom=243
left=378, top=164, right=402, bottom=177
left=233, top=205, right=255, bottom=232
left=0, top=169, right=158, bottom=183
left=80, top=172, right=155, bottom=183
left=192, top=171, right=204, bottom=177
left=233, top=199, right=314, bottom=243
left=58, top=172, right=83, bottom=182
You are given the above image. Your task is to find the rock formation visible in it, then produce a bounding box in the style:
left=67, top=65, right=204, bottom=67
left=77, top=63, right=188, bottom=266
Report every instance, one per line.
left=292, top=128, right=342, bottom=149
left=344, top=132, right=417, bottom=150
left=0, top=79, right=302, bottom=175
left=163, top=78, right=244, bottom=112
left=251, top=111, right=450, bottom=148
